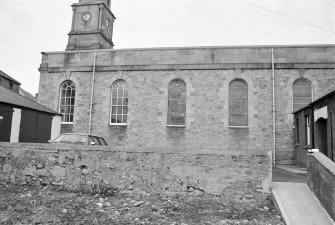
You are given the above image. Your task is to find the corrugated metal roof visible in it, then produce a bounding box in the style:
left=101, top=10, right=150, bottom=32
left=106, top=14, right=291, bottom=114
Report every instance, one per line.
left=0, top=86, right=60, bottom=115
left=0, top=70, right=21, bottom=85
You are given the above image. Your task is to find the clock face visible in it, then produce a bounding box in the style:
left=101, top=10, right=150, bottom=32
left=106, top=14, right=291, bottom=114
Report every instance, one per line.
left=106, top=18, right=110, bottom=27
left=82, top=12, right=91, bottom=22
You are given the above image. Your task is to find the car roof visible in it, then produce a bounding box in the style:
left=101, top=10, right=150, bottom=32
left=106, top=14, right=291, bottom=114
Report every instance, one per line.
left=60, top=133, right=104, bottom=138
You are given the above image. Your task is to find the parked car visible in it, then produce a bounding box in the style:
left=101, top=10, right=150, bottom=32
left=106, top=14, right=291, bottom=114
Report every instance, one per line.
left=51, top=133, right=107, bottom=145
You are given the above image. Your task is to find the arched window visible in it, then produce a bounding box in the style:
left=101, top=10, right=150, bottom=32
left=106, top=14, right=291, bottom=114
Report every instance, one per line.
left=293, top=78, right=312, bottom=112
left=229, top=79, right=248, bottom=126
left=110, top=80, right=128, bottom=125
left=167, top=79, right=186, bottom=126
left=59, top=80, right=76, bottom=123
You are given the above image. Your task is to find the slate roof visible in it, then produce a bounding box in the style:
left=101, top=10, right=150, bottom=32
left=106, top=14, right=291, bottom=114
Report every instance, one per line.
left=0, top=70, right=21, bottom=85
left=0, top=86, right=60, bottom=115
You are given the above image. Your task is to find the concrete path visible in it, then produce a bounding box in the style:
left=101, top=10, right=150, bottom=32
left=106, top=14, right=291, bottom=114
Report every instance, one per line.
left=275, top=165, right=307, bottom=174
left=272, top=166, right=307, bottom=183
left=272, top=182, right=335, bottom=225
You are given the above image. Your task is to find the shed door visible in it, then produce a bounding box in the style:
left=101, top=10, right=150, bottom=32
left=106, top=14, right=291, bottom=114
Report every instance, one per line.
left=0, top=106, right=13, bottom=142
left=36, top=114, right=52, bottom=143
left=19, top=110, right=52, bottom=143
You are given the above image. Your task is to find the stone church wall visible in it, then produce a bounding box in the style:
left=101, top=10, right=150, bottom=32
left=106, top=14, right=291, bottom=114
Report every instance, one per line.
left=38, top=46, right=335, bottom=164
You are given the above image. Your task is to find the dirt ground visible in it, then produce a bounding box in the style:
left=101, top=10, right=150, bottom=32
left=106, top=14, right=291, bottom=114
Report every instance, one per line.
left=0, top=183, right=284, bottom=225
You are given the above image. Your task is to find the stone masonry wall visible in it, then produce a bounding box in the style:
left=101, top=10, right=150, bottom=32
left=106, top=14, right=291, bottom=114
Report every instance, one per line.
left=307, top=152, right=335, bottom=221
left=39, top=69, right=274, bottom=154
left=0, top=143, right=272, bottom=196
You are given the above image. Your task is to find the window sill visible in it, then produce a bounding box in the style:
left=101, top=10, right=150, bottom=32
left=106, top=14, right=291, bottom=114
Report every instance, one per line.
left=295, top=143, right=301, bottom=147
left=228, top=126, right=249, bottom=129
left=166, top=125, right=186, bottom=128
left=109, top=123, right=127, bottom=126
left=61, top=122, right=74, bottom=125
left=304, top=145, right=312, bottom=149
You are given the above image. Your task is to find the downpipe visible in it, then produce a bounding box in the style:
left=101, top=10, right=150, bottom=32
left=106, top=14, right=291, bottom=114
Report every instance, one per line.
left=272, top=47, right=276, bottom=165
left=88, top=51, right=97, bottom=135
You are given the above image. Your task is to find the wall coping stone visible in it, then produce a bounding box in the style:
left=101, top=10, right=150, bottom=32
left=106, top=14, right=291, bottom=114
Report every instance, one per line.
left=308, top=152, right=335, bottom=175
left=0, top=142, right=270, bottom=156
left=43, top=44, right=335, bottom=54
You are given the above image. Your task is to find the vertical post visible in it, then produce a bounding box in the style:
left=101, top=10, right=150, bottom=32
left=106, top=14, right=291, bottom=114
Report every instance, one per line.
left=88, top=51, right=97, bottom=135
left=272, top=47, right=276, bottom=165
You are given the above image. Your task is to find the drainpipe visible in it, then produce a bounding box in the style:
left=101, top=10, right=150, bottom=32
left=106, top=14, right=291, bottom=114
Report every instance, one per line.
left=88, top=51, right=97, bottom=135
left=272, top=47, right=276, bottom=165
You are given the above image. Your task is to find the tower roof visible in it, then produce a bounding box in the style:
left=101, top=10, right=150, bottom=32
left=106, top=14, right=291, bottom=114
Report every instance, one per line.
left=78, top=0, right=111, bottom=8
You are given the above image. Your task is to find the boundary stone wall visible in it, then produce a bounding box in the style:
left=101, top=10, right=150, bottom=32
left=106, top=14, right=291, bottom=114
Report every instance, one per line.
left=0, top=143, right=271, bottom=196
left=307, top=152, right=335, bottom=221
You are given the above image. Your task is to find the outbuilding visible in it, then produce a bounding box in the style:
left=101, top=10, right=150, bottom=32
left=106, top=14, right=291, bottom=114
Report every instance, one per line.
left=0, top=86, right=61, bottom=143
left=293, top=90, right=335, bottom=167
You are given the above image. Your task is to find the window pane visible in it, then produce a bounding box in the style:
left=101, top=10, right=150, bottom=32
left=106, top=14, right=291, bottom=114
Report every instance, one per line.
left=111, top=106, right=116, bottom=114
left=123, top=98, right=128, bottom=105
left=117, top=98, right=123, bottom=106
left=229, top=114, right=248, bottom=126
left=117, top=107, right=122, bottom=115
left=65, top=114, right=69, bottom=122
left=117, top=115, right=122, bottom=123
left=122, top=115, right=127, bottom=123
left=71, top=97, right=75, bottom=105
left=111, top=115, right=117, bottom=123
left=117, top=88, right=124, bottom=97
left=229, top=100, right=248, bottom=113
left=112, top=98, right=117, bottom=105
left=123, top=89, right=128, bottom=98
left=123, top=107, right=128, bottom=115
left=112, top=88, right=118, bottom=97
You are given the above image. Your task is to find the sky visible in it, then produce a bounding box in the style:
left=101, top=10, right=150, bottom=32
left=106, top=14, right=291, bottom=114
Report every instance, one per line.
left=0, top=0, right=335, bottom=95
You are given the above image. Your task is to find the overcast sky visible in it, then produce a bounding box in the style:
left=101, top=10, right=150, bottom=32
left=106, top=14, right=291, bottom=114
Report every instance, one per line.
left=0, top=0, right=335, bottom=95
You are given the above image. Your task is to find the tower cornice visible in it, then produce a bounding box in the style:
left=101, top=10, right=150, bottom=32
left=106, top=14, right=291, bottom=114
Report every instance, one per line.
left=71, top=2, right=116, bottom=19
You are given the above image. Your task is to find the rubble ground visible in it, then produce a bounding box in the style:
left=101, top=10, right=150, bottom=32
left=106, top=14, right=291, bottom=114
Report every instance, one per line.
left=0, top=183, right=284, bottom=225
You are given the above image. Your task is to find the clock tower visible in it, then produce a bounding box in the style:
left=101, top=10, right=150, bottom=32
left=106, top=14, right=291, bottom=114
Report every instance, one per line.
left=66, top=0, right=116, bottom=50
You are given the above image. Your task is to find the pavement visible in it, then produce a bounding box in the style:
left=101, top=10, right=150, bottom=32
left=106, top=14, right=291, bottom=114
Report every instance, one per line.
left=272, top=165, right=335, bottom=225
left=272, top=165, right=307, bottom=183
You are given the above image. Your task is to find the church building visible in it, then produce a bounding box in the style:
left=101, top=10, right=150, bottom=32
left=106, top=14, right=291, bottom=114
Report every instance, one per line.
left=38, top=0, right=335, bottom=165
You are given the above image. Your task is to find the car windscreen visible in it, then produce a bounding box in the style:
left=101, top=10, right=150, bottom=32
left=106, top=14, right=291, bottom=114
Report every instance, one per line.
left=92, top=136, right=100, bottom=145
left=53, top=134, right=87, bottom=144
left=98, top=137, right=107, bottom=145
